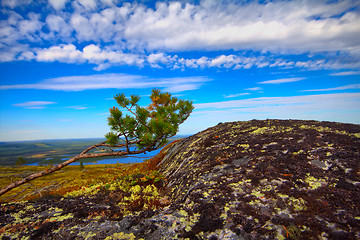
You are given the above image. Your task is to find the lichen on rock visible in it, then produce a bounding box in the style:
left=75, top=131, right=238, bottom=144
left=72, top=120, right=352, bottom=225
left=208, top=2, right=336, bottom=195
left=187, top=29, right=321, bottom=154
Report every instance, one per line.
left=1, top=119, right=359, bottom=239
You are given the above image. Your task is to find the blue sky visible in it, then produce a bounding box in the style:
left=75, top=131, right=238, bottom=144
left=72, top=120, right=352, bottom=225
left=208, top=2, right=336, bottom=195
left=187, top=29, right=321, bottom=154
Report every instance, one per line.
left=0, top=0, right=360, bottom=141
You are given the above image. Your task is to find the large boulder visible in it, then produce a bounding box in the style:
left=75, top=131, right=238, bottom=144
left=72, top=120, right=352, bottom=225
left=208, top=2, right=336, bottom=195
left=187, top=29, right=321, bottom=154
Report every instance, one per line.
left=156, top=119, right=360, bottom=239
left=1, top=120, right=359, bottom=239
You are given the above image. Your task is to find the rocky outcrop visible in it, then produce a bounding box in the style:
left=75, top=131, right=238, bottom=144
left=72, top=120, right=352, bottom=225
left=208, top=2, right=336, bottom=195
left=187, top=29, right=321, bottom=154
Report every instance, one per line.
left=1, top=120, right=360, bottom=239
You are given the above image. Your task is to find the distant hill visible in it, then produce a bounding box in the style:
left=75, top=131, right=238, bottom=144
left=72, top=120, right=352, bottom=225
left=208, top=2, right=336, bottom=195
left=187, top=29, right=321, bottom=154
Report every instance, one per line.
left=0, top=138, right=104, bottom=165
left=0, top=136, right=189, bottom=166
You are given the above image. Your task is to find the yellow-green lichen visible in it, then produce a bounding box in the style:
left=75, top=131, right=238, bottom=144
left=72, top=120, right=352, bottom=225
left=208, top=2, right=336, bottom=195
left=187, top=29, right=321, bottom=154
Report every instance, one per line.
left=299, top=125, right=360, bottom=138
left=49, top=213, right=74, bottom=222
left=304, top=174, right=328, bottom=190
left=104, top=232, right=142, bottom=240
left=64, top=183, right=102, bottom=197
left=143, top=184, right=159, bottom=197
left=251, top=189, right=265, bottom=198
left=77, top=230, right=97, bottom=239
left=288, top=197, right=307, bottom=211
left=129, top=185, right=142, bottom=195
left=202, top=191, right=210, bottom=198
left=293, top=150, right=305, bottom=155
left=237, top=144, right=250, bottom=149
left=178, top=211, right=200, bottom=232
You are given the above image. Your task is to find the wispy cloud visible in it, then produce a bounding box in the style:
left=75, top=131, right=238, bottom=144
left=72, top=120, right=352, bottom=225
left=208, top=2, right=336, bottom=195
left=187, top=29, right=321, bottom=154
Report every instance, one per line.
left=245, top=87, right=263, bottom=91
left=12, top=101, right=56, bottom=109
left=195, top=93, right=360, bottom=111
left=302, top=84, right=360, bottom=92
left=57, top=119, right=73, bottom=122
left=189, top=93, right=360, bottom=128
left=329, top=71, right=360, bottom=76
left=258, top=77, right=305, bottom=84
left=223, top=93, right=250, bottom=98
left=0, top=74, right=211, bottom=93
left=67, top=105, right=89, bottom=110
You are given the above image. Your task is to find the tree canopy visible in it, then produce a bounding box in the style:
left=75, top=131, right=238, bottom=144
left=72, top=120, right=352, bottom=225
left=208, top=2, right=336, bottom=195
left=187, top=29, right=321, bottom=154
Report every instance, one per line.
left=105, top=88, right=193, bottom=151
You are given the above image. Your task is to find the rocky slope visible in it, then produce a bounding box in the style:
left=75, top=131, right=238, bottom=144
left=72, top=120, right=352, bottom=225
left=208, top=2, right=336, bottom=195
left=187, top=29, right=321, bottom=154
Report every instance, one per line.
left=1, top=119, right=360, bottom=239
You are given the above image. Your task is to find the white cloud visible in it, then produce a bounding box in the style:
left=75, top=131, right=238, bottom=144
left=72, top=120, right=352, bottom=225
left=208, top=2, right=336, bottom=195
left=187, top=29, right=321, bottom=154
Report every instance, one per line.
left=189, top=93, right=360, bottom=129
left=259, top=77, right=306, bottom=84
left=121, top=0, right=360, bottom=54
left=195, top=93, right=360, bottom=111
left=0, top=73, right=211, bottom=92
left=82, top=44, right=144, bottom=66
left=329, top=71, right=360, bottom=76
left=46, top=15, right=73, bottom=38
left=67, top=105, right=89, bottom=110
left=224, top=93, right=250, bottom=98
left=13, top=101, right=56, bottom=109
left=302, top=84, right=360, bottom=92
left=245, top=87, right=262, bottom=91
left=1, top=0, right=360, bottom=71
left=2, top=0, right=32, bottom=8
left=48, top=0, right=68, bottom=10
left=32, top=44, right=144, bottom=68
left=18, top=13, right=43, bottom=41
left=77, top=0, right=97, bottom=10
left=147, top=53, right=173, bottom=68
left=36, top=44, right=83, bottom=63
left=70, top=14, right=95, bottom=41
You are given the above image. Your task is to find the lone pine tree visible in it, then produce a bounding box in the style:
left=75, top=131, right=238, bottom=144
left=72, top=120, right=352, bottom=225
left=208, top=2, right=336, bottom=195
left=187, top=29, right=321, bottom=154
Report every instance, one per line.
left=0, top=89, right=194, bottom=196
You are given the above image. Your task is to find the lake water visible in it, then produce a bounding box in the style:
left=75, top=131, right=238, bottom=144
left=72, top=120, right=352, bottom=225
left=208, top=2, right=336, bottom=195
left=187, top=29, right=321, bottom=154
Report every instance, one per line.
left=71, top=148, right=162, bottom=165
left=28, top=148, right=162, bottom=166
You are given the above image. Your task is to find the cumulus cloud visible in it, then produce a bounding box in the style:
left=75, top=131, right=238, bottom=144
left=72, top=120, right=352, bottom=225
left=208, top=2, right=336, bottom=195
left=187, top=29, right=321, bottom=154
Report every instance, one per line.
left=36, top=44, right=83, bottom=63
left=0, top=73, right=211, bottom=92
left=48, top=0, right=68, bottom=10
left=1, top=0, right=360, bottom=70
left=46, top=15, right=73, bottom=38
left=2, top=0, right=32, bottom=8
left=121, top=0, right=360, bottom=53
left=75, top=0, right=98, bottom=10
